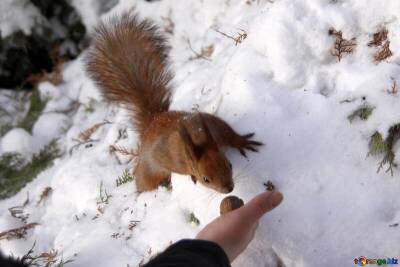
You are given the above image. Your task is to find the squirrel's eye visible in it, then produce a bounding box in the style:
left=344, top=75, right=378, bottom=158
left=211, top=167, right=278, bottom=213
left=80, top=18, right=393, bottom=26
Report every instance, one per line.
left=228, top=162, right=232, bottom=169
left=203, top=176, right=210, bottom=183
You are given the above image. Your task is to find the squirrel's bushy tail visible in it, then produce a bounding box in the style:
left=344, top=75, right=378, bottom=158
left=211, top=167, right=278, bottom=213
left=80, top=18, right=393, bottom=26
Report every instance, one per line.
left=86, top=11, right=172, bottom=137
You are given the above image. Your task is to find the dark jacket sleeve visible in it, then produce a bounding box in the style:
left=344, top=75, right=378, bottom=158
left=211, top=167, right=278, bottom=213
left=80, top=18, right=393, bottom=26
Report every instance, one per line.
left=0, top=252, right=27, bottom=267
left=143, top=239, right=231, bottom=267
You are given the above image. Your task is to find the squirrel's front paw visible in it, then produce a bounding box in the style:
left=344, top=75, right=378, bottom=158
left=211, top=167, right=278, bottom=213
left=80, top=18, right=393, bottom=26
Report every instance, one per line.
left=237, top=133, right=263, bottom=158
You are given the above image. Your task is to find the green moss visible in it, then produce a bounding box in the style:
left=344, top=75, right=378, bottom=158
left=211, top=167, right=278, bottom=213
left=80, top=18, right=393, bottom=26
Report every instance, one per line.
left=0, top=105, right=11, bottom=118
left=116, top=170, right=134, bottom=187
left=368, top=131, right=386, bottom=156
left=0, top=139, right=59, bottom=199
left=0, top=153, right=26, bottom=180
left=368, top=124, right=400, bottom=175
left=348, top=104, right=375, bottom=122
left=18, top=88, right=48, bottom=132
left=187, top=212, right=200, bottom=226
left=0, top=122, right=13, bottom=137
left=83, top=98, right=98, bottom=114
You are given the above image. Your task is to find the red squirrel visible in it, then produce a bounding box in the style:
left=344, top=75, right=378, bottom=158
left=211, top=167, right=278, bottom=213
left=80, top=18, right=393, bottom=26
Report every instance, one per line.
left=86, top=11, right=262, bottom=193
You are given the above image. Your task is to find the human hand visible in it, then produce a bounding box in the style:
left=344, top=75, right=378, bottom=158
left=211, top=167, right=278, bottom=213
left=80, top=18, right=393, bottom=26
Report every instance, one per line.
left=196, top=191, right=283, bottom=262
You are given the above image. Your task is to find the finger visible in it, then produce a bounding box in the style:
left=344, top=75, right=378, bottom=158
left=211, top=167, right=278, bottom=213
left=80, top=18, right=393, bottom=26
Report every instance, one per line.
left=240, top=191, right=283, bottom=221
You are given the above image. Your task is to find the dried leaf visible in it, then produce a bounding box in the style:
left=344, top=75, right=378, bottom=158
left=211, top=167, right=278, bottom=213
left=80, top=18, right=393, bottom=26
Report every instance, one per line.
left=78, top=120, right=110, bottom=141
left=0, top=223, right=40, bottom=241
left=329, top=28, right=356, bottom=61
left=368, top=28, right=388, bottom=47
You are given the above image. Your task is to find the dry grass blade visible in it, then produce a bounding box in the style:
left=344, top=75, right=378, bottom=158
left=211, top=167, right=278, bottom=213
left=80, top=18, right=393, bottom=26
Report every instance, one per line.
left=215, top=29, right=248, bottom=46
left=128, top=220, right=140, bottom=230
left=234, top=29, right=248, bottom=45
left=198, top=45, right=215, bottom=59
left=0, top=223, right=40, bottom=241
left=37, top=186, right=52, bottom=206
left=110, top=144, right=138, bottom=163
left=388, top=78, right=398, bottom=95
left=8, top=192, right=30, bottom=223
left=69, top=139, right=99, bottom=155
left=329, top=28, right=356, bottom=61
left=17, top=241, right=74, bottom=267
left=39, top=249, right=58, bottom=264
left=187, top=39, right=214, bottom=61
left=110, top=145, right=137, bottom=157
left=78, top=120, right=111, bottom=142
left=97, top=181, right=112, bottom=205
left=8, top=206, right=29, bottom=224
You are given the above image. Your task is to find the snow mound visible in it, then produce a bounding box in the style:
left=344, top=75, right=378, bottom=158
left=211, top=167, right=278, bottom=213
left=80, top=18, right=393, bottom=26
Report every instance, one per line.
left=33, top=113, right=71, bottom=144
left=1, top=128, right=36, bottom=156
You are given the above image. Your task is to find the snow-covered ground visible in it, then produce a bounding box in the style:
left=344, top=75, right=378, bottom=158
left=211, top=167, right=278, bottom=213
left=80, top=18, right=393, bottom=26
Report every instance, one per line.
left=1, top=0, right=400, bottom=266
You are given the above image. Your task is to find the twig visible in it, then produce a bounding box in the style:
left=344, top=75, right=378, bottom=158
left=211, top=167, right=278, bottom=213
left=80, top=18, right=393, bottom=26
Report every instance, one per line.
left=214, top=29, right=247, bottom=45
left=97, top=181, right=112, bottom=205
left=0, top=223, right=40, bottom=241
left=186, top=39, right=212, bottom=61
left=69, top=139, right=99, bottom=155
left=37, top=187, right=52, bottom=206
left=388, top=78, right=398, bottom=95
left=8, top=192, right=30, bottom=223
left=109, top=145, right=138, bottom=163
left=128, top=220, right=140, bottom=230
left=78, top=120, right=111, bottom=142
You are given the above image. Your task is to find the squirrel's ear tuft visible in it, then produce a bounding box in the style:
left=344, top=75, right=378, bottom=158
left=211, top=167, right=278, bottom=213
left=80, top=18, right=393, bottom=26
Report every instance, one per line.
left=178, top=123, right=203, bottom=160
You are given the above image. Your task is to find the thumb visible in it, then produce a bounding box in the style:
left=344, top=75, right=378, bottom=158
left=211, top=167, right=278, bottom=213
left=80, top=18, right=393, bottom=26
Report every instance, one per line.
left=240, top=191, right=283, bottom=221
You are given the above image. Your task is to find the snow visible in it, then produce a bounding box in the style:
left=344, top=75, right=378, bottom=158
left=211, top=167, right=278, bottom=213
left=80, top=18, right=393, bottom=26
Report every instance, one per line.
left=1, top=128, right=36, bottom=156
left=1, top=0, right=400, bottom=266
left=0, top=0, right=42, bottom=37
left=32, top=113, right=71, bottom=145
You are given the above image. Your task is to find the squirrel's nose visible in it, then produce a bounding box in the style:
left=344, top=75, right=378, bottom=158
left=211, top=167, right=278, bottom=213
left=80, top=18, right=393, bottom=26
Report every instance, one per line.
left=223, top=184, right=234, bottom=193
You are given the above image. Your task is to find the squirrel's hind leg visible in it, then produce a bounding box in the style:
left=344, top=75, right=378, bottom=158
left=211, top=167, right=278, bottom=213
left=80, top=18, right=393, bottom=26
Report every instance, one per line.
left=134, top=159, right=171, bottom=192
